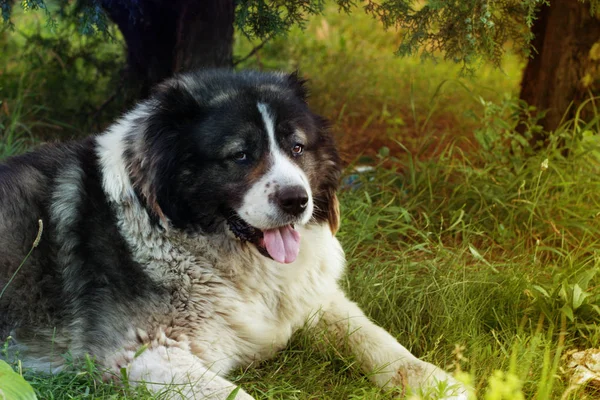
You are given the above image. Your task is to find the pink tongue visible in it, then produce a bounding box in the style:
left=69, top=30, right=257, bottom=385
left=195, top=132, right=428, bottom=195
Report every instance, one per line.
left=262, top=225, right=301, bottom=264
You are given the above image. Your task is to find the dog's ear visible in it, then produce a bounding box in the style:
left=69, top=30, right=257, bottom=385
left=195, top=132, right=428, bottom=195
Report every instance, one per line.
left=327, top=191, right=341, bottom=235
left=126, top=149, right=169, bottom=228
left=286, top=71, right=309, bottom=102
left=311, top=113, right=342, bottom=235
left=129, top=80, right=203, bottom=228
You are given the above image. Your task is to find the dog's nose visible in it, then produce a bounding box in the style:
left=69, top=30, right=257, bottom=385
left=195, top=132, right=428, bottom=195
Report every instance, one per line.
left=277, top=186, right=309, bottom=216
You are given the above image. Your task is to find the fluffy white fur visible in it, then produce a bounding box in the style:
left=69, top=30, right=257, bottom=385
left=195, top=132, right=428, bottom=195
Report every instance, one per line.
left=94, top=106, right=468, bottom=400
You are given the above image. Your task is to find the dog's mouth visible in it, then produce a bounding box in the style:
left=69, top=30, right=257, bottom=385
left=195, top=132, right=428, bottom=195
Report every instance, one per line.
left=225, top=211, right=301, bottom=264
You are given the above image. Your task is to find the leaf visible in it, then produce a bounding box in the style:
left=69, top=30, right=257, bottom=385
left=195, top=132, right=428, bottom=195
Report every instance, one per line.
left=559, top=281, right=570, bottom=304
left=582, top=73, right=594, bottom=88
left=468, top=244, right=483, bottom=260
left=575, top=269, right=597, bottom=290
left=0, top=360, right=37, bottom=400
left=561, top=305, right=575, bottom=322
left=447, top=209, right=465, bottom=231
left=468, top=244, right=499, bottom=273
left=225, top=386, right=241, bottom=400
left=572, top=284, right=591, bottom=310
left=590, top=42, right=600, bottom=60
left=134, top=344, right=148, bottom=359
left=589, top=304, right=600, bottom=316
left=120, top=366, right=129, bottom=389
left=532, top=285, right=550, bottom=299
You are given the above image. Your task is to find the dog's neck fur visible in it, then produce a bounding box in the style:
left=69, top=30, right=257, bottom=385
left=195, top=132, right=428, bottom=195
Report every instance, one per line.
left=95, top=110, right=335, bottom=283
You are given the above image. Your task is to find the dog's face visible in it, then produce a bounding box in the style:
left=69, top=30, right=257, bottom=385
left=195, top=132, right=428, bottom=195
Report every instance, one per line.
left=129, top=71, right=340, bottom=264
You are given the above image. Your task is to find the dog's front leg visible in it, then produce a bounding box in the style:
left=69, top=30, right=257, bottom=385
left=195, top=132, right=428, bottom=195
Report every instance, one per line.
left=318, top=289, right=468, bottom=399
left=119, top=345, right=253, bottom=400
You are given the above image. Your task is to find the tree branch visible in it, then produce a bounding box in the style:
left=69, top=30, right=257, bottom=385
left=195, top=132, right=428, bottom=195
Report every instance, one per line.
left=233, top=36, right=272, bottom=67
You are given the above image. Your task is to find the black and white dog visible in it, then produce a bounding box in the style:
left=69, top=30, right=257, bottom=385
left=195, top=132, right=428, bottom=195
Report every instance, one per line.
left=0, top=70, right=467, bottom=399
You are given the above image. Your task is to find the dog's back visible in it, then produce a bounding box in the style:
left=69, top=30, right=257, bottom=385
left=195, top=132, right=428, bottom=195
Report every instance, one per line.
left=1, top=144, right=72, bottom=333
left=0, top=140, right=94, bottom=342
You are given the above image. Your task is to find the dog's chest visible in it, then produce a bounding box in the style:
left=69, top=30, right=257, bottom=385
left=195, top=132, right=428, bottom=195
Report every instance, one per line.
left=115, top=207, right=345, bottom=373
left=186, top=225, right=345, bottom=372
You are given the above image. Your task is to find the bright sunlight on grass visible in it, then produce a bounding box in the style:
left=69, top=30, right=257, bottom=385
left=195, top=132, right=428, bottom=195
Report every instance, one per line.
left=2, top=3, right=600, bottom=400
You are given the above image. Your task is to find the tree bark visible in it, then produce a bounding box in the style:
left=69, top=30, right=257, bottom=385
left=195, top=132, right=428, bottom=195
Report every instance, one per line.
left=519, top=0, right=600, bottom=142
left=101, top=0, right=234, bottom=97
left=174, top=0, right=234, bottom=73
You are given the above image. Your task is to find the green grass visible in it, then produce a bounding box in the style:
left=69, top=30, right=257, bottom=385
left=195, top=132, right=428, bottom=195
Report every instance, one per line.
left=2, top=3, right=600, bottom=400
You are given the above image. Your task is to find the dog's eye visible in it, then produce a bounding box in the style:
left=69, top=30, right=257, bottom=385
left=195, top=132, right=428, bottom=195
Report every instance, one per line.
left=233, top=152, right=248, bottom=162
left=291, top=144, right=304, bottom=156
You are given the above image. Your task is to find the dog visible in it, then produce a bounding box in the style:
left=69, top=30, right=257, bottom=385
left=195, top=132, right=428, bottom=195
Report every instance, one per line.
left=0, top=70, right=467, bottom=399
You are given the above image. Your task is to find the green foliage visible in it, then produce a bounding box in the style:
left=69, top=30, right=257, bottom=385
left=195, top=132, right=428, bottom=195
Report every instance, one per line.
left=0, top=360, right=37, bottom=400
left=588, top=0, right=600, bottom=17
left=0, top=82, right=37, bottom=159
left=484, top=371, right=525, bottom=400
left=3, top=0, right=600, bottom=78
left=1, top=0, right=108, bottom=35
left=234, top=0, right=600, bottom=77
left=0, top=5, right=125, bottom=144
left=529, top=268, right=600, bottom=335
left=0, top=0, right=558, bottom=74
left=13, top=21, right=123, bottom=121
left=225, top=386, right=242, bottom=400
left=0, top=1, right=11, bottom=26
left=236, top=0, right=325, bottom=38
left=365, top=0, right=542, bottom=73
left=73, top=0, right=109, bottom=35
left=471, top=95, right=545, bottom=169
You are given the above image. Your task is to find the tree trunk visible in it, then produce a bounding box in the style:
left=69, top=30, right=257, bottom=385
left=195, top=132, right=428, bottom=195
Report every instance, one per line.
left=174, top=1, right=234, bottom=73
left=102, top=0, right=234, bottom=97
left=519, top=0, right=600, bottom=142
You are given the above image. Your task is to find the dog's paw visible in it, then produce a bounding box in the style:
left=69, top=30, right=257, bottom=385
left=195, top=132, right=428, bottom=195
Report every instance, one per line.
left=385, top=361, right=471, bottom=400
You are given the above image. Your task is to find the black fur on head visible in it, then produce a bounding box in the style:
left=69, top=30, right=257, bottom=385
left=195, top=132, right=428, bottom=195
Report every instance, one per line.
left=286, top=70, right=310, bottom=102
left=126, top=69, right=341, bottom=235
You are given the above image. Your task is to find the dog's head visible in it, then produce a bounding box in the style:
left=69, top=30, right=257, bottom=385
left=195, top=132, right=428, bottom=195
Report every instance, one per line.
left=127, top=70, right=341, bottom=264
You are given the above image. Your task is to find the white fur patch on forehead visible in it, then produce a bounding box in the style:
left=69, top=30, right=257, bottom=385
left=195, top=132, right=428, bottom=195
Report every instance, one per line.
left=258, top=103, right=308, bottom=148
left=236, top=103, right=314, bottom=230
left=257, top=102, right=276, bottom=151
